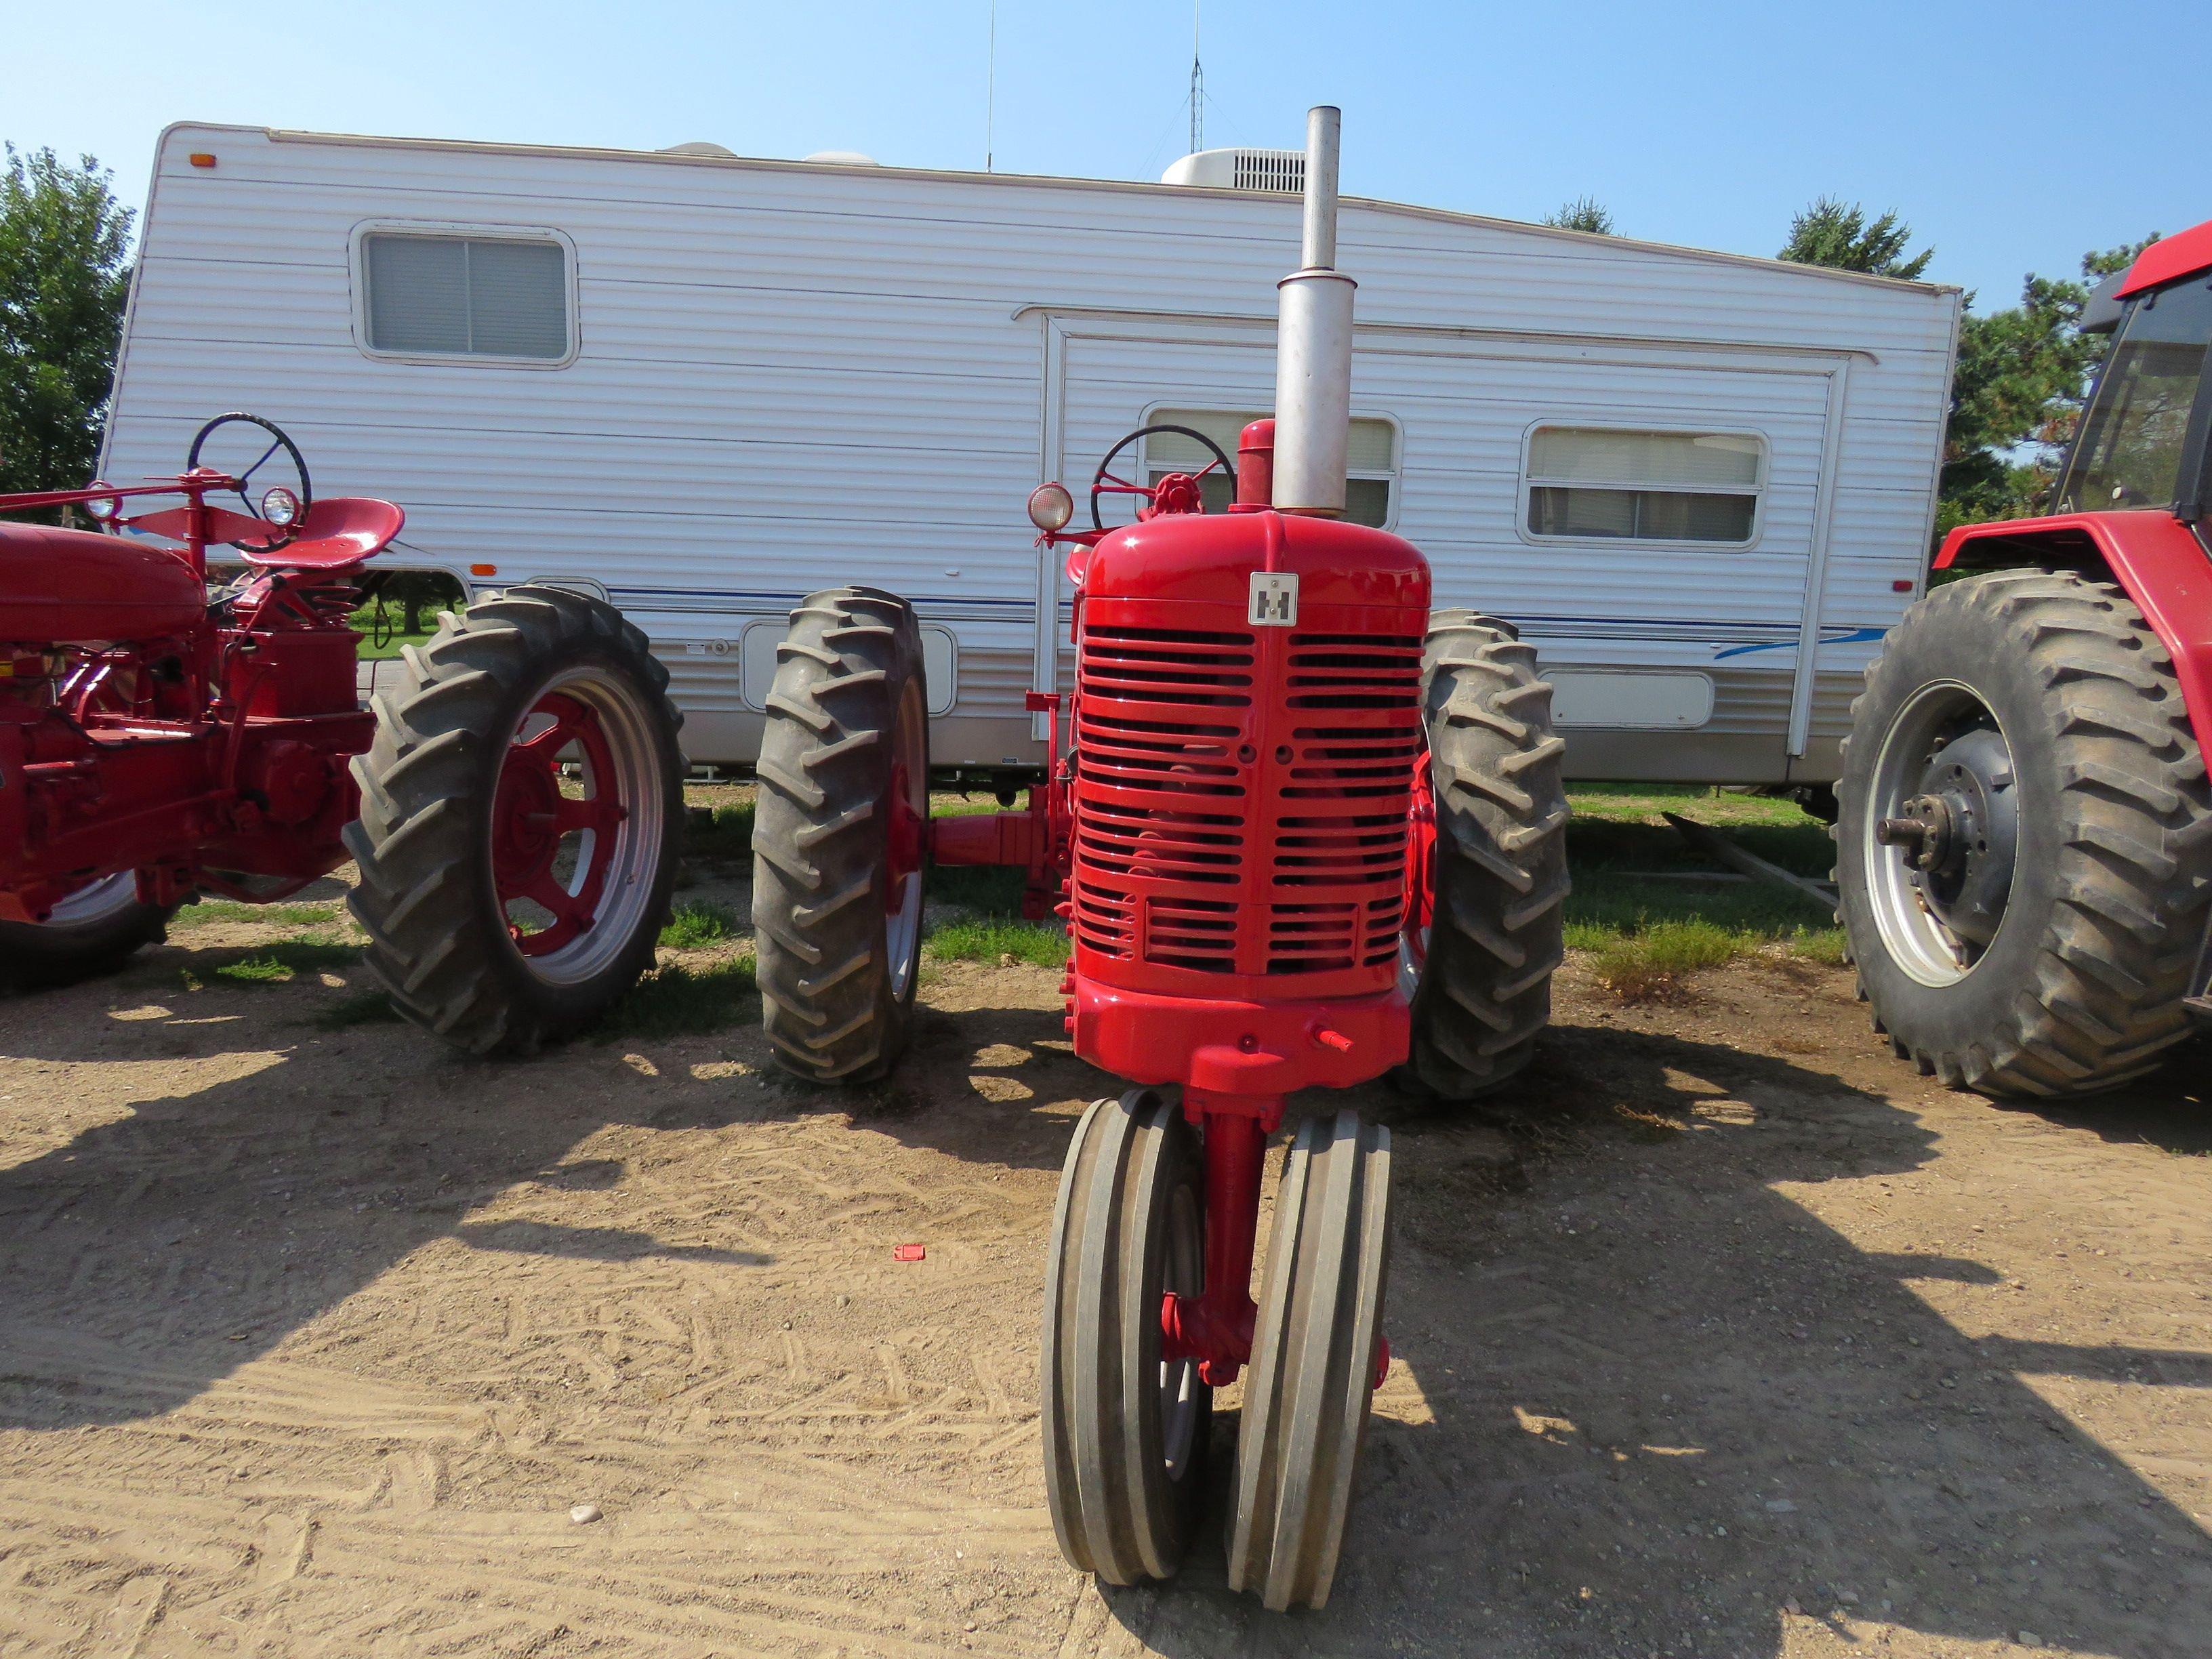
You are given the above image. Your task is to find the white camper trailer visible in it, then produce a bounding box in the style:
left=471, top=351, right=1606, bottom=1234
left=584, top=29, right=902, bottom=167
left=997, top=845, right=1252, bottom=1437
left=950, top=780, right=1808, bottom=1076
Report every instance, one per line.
left=100, top=123, right=1962, bottom=787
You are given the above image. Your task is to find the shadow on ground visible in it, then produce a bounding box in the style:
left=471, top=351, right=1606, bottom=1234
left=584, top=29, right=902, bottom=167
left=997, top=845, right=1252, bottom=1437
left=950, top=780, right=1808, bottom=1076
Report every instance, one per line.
left=1088, top=1025, right=2212, bottom=1658
left=3, top=954, right=2208, bottom=1656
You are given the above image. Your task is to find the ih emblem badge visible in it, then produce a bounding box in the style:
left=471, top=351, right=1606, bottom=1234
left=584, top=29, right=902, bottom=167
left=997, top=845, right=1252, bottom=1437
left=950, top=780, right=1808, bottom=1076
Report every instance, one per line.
left=1248, top=571, right=1299, bottom=628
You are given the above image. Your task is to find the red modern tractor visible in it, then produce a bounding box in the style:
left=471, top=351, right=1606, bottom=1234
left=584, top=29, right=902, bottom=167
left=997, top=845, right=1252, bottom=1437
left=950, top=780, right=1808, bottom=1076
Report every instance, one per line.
left=0, top=414, right=684, bottom=1050
left=747, top=109, right=1570, bottom=1607
left=1835, top=220, right=2212, bottom=1096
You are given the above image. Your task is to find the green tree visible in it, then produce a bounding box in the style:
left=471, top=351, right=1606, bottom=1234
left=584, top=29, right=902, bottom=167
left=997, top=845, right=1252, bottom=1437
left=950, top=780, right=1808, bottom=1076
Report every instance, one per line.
left=1542, top=196, right=1616, bottom=235
left=1936, top=237, right=2157, bottom=541
left=0, top=146, right=134, bottom=500
left=1779, top=196, right=1932, bottom=280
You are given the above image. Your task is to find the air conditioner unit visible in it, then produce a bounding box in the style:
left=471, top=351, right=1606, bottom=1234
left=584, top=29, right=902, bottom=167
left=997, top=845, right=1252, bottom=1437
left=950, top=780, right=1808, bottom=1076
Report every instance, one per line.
left=1160, top=146, right=1305, bottom=194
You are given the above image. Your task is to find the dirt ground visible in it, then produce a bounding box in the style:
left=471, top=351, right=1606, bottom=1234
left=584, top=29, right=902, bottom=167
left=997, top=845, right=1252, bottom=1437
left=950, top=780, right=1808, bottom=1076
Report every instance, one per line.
left=1, top=919, right=2209, bottom=1658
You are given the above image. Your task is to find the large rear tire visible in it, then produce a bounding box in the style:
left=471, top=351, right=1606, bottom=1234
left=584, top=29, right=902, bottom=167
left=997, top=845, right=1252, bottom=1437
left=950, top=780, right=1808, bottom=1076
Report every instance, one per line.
left=0, top=874, right=176, bottom=991
left=751, top=587, right=928, bottom=1085
left=1397, top=611, right=1570, bottom=1099
left=1040, top=1088, right=1211, bottom=1585
left=1837, top=569, right=2212, bottom=1097
left=346, top=585, right=684, bottom=1056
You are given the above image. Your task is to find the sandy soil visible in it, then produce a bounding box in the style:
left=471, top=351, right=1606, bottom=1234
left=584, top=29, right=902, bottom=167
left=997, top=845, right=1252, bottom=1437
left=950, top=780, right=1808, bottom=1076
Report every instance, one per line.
left=1, top=920, right=2207, bottom=1658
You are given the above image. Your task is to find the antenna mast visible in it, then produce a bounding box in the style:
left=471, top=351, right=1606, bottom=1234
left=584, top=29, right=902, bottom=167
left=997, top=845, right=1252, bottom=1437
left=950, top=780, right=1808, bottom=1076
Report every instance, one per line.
left=1189, top=3, right=1202, bottom=154
left=985, top=0, right=997, bottom=171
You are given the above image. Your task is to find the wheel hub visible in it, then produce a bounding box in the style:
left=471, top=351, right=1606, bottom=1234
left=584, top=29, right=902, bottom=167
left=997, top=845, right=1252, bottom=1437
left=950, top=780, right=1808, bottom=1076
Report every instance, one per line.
left=1877, top=725, right=2018, bottom=949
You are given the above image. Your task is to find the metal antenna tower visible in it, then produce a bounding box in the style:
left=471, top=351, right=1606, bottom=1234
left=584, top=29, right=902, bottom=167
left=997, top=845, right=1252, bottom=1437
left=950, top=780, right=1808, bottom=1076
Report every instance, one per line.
left=1189, top=3, right=1202, bottom=154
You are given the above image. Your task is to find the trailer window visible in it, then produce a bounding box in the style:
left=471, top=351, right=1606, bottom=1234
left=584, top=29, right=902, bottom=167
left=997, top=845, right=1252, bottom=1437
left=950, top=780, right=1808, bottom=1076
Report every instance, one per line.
left=363, top=233, right=570, bottom=361
left=1142, top=409, right=1398, bottom=525
left=1522, top=426, right=1762, bottom=545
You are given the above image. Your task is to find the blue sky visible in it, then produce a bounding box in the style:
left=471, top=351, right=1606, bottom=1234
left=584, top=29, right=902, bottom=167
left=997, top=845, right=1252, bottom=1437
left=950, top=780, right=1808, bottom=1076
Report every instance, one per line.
left=6, top=0, right=2196, bottom=310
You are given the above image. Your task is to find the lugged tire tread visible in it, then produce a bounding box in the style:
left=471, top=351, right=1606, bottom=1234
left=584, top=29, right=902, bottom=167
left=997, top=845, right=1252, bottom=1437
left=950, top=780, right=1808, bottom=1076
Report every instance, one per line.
left=346, top=583, right=683, bottom=1056
left=1835, top=571, right=2212, bottom=1098
left=752, top=586, right=926, bottom=1084
left=1400, top=611, right=1570, bottom=1099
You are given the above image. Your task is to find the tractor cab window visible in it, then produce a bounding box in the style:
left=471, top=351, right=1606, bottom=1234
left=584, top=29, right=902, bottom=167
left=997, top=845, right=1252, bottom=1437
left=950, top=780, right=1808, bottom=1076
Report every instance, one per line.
left=1142, top=409, right=1398, bottom=525
left=2057, top=279, right=2212, bottom=513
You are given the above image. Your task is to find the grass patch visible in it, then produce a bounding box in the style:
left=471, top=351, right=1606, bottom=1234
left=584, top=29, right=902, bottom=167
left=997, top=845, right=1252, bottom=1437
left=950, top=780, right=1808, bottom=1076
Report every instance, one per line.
left=1562, top=785, right=1844, bottom=991
left=926, top=916, right=1069, bottom=968
left=595, top=954, right=757, bottom=1042
left=660, top=900, right=740, bottom=948
left=1580, top=919, right=1745, bottom=1002
left=311, top=988, right=404, bottom=1028
left=173, top=899, right=344, bottom=930
left=684, top=800, right=756, bottom=861
left=187, top=939, right=363, bottom=989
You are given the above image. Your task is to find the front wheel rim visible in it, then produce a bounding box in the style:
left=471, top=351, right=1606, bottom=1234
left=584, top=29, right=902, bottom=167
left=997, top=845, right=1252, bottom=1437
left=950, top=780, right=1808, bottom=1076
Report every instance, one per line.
left=491, top=665, right=665, bottom=985
left=1863, top=678, right=2020, bottom=988
left=1397, top=760, right=1437, bottom=1000
left=42, top=872, right=142, bottom=928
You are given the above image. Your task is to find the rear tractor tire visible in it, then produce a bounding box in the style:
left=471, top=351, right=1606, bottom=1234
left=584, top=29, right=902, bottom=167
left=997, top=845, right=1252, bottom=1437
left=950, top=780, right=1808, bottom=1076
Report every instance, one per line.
left=0, top=874, right=178, bottom=992
left=346, top=584, right=685, bottom=1055
left=1836, top=569, right=2212, bottom=1097
left=751, top=587, right=929, bottom=1084
left=1397, top=611, right=1570, bottom=1099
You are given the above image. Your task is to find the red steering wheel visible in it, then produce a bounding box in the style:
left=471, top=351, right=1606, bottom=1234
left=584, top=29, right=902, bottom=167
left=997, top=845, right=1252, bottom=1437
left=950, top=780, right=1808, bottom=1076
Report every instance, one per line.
left=1089, top=424, right=1237, bottom=530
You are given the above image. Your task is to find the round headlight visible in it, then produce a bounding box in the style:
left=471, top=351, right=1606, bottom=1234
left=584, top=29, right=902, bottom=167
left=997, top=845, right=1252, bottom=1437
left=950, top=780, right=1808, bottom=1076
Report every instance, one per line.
left=1027, top=481, right=1074, bottom=533
left=83, top=489, right=121, bottom=522
left=260, top=485, right=303, bottom=527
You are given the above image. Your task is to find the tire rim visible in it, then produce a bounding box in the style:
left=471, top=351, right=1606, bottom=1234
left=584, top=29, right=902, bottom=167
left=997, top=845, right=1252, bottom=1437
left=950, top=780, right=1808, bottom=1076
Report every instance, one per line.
left=491, top=665, right=665, bottom=985
left=1159, top=1178, right=1204, bottom=1480
left=42, top=872, right=140, bottom=927
left=1864, top=678, right=2020, bottom=988
left=884, top=682, right=927, bottom=998
left=1397, top=759, right=1437, bottom=1000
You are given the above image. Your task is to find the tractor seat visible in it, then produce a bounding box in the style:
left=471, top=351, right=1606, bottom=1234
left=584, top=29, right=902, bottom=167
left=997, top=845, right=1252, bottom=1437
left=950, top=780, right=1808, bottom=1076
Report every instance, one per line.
left=241, top=497, right=407, bottom=569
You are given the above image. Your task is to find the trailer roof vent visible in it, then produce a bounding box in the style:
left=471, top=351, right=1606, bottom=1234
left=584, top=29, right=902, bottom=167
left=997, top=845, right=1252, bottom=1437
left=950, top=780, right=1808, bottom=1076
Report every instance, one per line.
left=661, top=141, right=737, bottom=159
left=803, top=149, right=881, bottom=167
left=1160, top=146, right=1304, bottom=193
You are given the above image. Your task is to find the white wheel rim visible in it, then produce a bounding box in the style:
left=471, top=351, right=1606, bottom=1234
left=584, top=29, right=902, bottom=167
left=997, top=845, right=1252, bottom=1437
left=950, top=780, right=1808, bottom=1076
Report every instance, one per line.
left=1864, top=678, right=2014, bottom=989
left=42, top=872, right=140, bottom=928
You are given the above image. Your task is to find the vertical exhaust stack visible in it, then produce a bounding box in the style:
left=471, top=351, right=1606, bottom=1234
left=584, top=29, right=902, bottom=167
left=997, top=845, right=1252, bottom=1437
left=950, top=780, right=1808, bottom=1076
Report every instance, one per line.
left=1271, top=106, right=1355, bottom=516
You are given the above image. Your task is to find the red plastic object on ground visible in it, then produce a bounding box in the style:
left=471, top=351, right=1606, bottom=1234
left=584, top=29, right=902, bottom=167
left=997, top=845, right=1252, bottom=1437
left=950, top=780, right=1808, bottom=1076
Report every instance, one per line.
left=891, top=1243, right=926, bottom=1263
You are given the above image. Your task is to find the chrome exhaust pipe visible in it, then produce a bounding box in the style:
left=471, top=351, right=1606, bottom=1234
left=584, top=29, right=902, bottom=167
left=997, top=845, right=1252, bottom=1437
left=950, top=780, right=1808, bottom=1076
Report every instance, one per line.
left=1271, top=105, right=1355, bottom=516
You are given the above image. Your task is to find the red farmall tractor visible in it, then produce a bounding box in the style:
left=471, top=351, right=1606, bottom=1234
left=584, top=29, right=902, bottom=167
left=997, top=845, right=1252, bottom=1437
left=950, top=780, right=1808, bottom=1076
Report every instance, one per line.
left=747, top=110, right=1569, bottom=1607
left=1836, top=220, right=2212, bottom=1096
left=0, top=414, right=684, bottom=1049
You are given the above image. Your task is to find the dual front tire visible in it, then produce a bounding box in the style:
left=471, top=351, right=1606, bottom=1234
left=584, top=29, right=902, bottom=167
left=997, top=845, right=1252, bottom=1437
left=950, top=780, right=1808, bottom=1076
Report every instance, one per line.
left=1042, top=1091, right=1392, bottom=1612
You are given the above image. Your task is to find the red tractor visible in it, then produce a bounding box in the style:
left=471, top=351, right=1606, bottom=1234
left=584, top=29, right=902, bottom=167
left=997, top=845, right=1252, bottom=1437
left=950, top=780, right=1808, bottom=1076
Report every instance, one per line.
left=747, top=109, right=1570, bottom=1607
left=0, top=414, right=684, bottom=1050
left=1836, top=220, right=2212, bottom=1096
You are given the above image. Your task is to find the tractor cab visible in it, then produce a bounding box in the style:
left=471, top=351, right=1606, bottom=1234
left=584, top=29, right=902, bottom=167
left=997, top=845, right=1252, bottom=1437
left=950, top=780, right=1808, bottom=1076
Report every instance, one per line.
left=2057, top=221, right=2212, bottom=523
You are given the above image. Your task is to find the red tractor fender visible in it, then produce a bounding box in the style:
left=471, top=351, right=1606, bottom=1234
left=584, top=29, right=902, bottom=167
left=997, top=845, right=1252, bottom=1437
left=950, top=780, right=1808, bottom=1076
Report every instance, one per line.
left=1935, top=510, right=2212, bottom=762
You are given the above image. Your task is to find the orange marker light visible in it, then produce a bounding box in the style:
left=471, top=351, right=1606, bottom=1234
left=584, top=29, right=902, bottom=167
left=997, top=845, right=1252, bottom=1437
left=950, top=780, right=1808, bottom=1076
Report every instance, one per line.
left=470, top=562, right=498, bottom=577
left=188, top=152, right=217, bottom=169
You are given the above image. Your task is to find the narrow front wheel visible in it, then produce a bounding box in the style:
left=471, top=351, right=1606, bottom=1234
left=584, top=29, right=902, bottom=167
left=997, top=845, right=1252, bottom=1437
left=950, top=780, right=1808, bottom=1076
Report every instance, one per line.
left=1041, top=1088, right=1212, bottom=1585
left=1227, top=1110, right=1391, bottom=1612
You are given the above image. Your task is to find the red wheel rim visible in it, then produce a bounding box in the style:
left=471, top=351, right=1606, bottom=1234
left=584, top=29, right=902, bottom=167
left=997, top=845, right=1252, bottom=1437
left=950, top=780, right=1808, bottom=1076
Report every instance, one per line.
left=1401, top=760, right=1437, bottom=980
left=493, top=691, right=630, bottom=957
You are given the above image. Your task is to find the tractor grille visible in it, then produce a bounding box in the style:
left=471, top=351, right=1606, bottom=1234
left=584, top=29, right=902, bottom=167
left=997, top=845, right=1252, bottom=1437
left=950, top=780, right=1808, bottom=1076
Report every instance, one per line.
left=1073, top=619, right=1422, bottom=987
